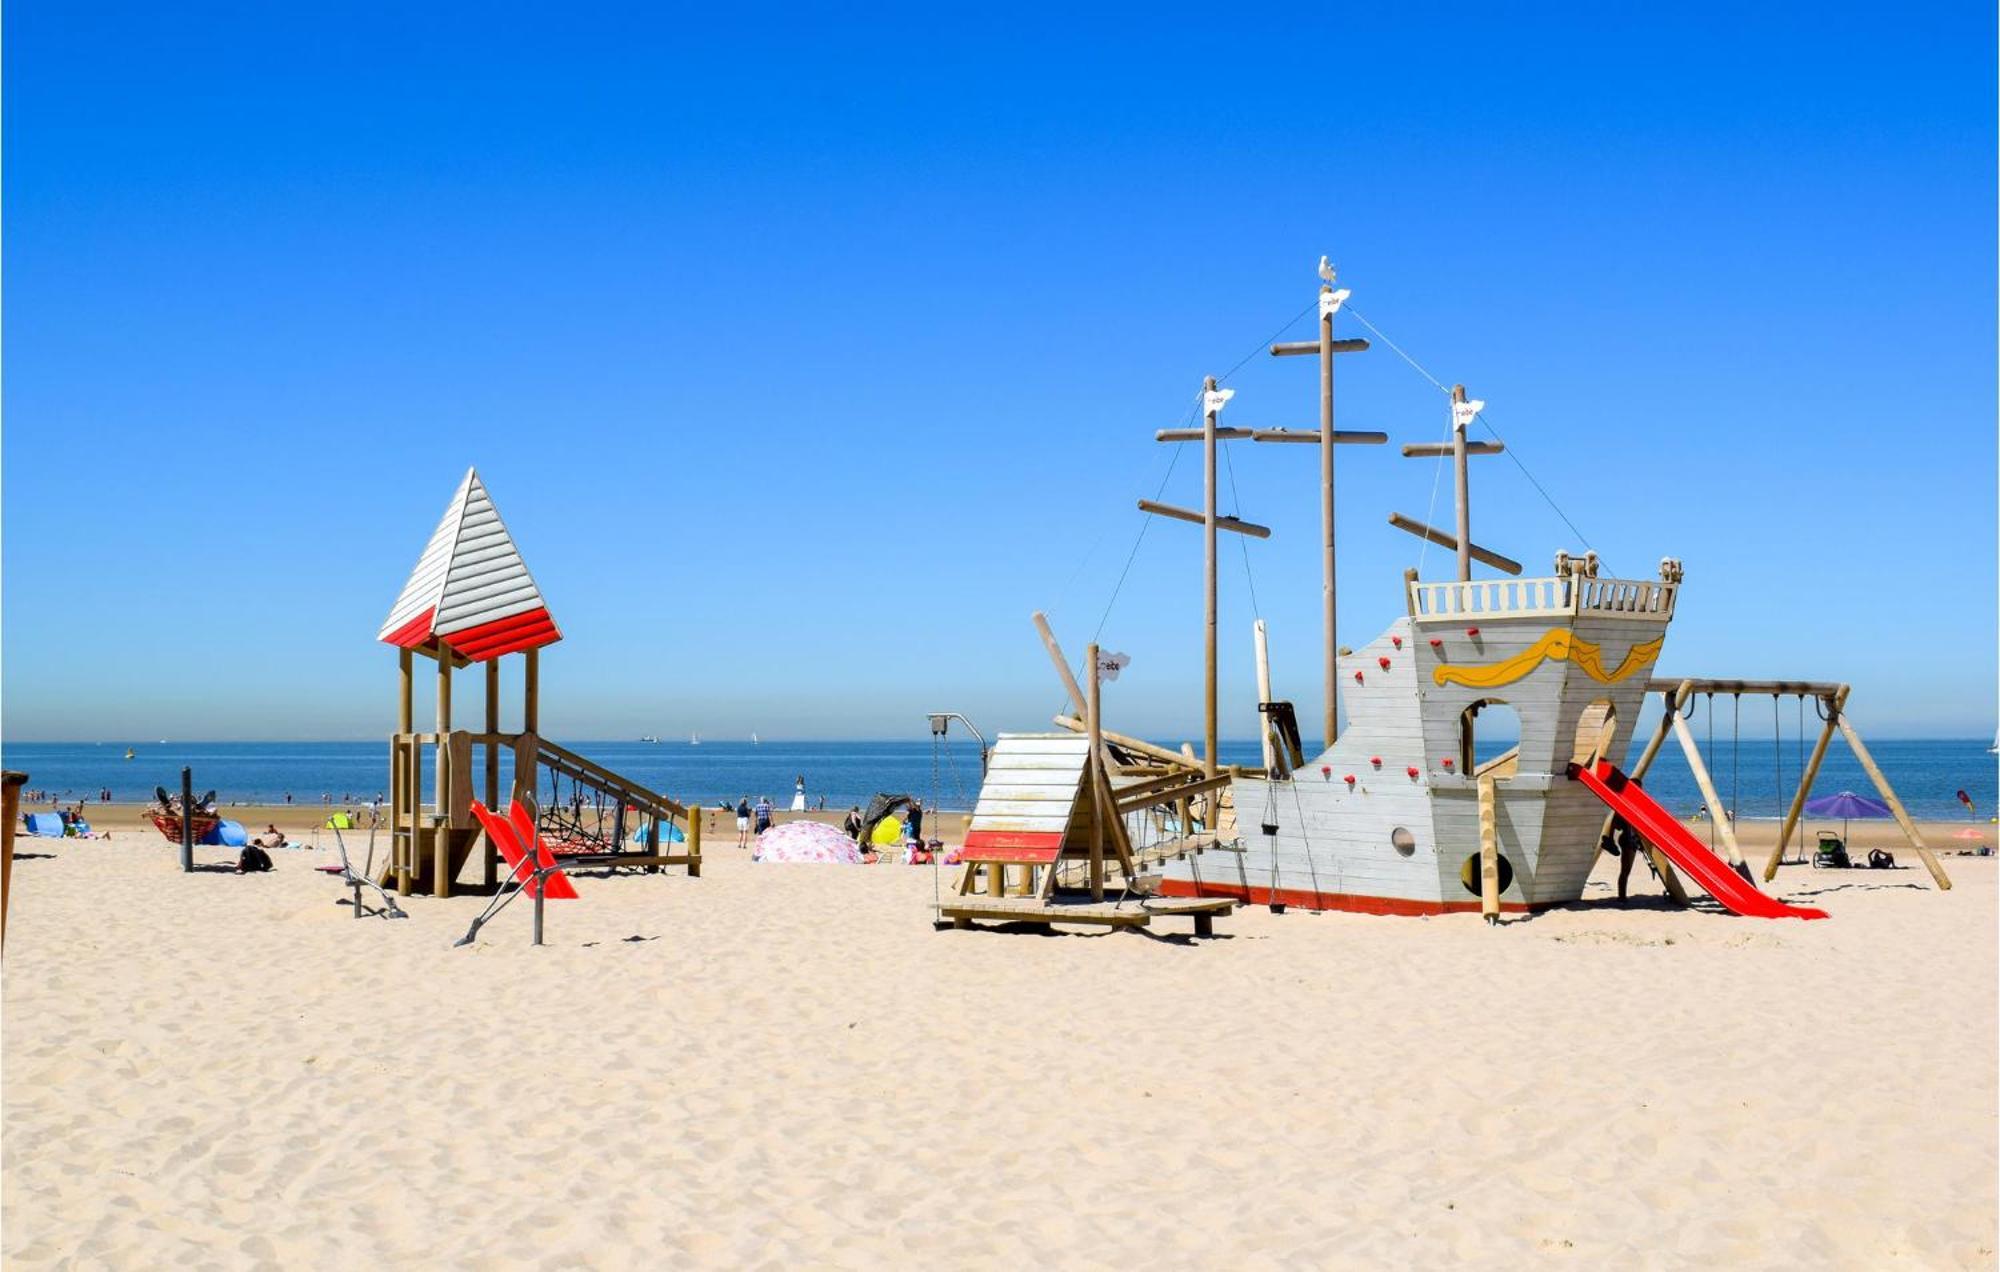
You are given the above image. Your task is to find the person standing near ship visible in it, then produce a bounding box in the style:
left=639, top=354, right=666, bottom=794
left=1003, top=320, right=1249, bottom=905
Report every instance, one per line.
left=754, top=795, right=773, bottom=836
left=791, top=775, right=807, bottom=812
left=734, top=796, right=752, bottom=848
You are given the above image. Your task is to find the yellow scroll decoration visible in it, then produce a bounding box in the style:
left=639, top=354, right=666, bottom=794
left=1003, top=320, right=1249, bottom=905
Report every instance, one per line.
left=1432, top=629, right=1664, bottom=689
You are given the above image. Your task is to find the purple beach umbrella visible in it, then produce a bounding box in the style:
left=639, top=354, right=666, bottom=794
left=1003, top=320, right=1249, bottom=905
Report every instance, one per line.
left=1804, top=790, right=1892, bottom=839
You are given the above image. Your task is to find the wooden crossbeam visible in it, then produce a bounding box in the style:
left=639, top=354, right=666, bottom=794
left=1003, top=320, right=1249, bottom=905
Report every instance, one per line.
left=1115, top=769, right=1236, bottom=815
left=1271, top=338, right=1370, bottom=356
left=1137, top=500, right=1271, bottom=539
left=1386, top=513, right=1522, bottom=574
left=1402, top=440, right=1503, bottom=457
left=1252, top=429, right=1388, bottom=445
left=1156, top=426, right=1253, bottom=442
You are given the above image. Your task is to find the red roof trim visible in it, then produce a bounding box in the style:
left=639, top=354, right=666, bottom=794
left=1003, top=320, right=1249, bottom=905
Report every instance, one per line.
left=381, top=607, right=437, bottom=649
left=440, top=607, right=563, bottom=662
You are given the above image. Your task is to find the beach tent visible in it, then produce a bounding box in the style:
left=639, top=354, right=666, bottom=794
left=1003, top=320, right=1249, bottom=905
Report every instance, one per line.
left=22, top=813, right=63, bottom=838
left=753, top=821, right=867, bottom=864
left=215, top=821, right=249, bottom=848
left=325, top=812, right=355, bottom=829
left=857, top=793, right=918, bottom=847
left=627, top=822, right=687, bottom=846
left=868, top=817, right=905, bottom=848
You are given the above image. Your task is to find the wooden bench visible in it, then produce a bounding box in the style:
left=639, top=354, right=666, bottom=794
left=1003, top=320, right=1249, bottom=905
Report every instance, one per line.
left=939, top=894, right=1235, bottom=937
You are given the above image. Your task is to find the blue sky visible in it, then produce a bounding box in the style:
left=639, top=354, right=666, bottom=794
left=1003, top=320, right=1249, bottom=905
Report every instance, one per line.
left=4, top=3, right=1993, bottom=743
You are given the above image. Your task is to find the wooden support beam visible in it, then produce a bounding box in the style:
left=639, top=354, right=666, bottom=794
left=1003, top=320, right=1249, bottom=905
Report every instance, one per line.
left=1251, top=428, right=1388, bottom=445
left=1052, top=715, right=1201, bottom=770
left=1608, top=681, right=1691, bottom=906
left=1764, top=686, right=1845, bottom=881
left=1137, top=499, right=1271, bottom=539
left=1477, top=774, right=1501, bottom=924
left=1647, top=678, right=1847, bottom=697
left=1156, top=427, right=1253, bottom=442
left=1270, top=338, right=1369, bottom=356
left=1670, top=709, right=1746, bottom=869
left=1402, top=441, right=1504, bottom=457
left=1, top=770, right=24, bottom=950
left=1115, top=769, right=1236, bottom=815
left=1836, top=712, right=1950, bottom=890
left=484, top=659, right=500, bottom=888
left=1086, top=642, right=1105, bottom=902
left=523, top=648, right=539, bottom=734
left=687, top=803, right=702, bottom=878
left=1031, top=612, right=1088, bottom=719
left=1386, top=513, right=1523, bottom=575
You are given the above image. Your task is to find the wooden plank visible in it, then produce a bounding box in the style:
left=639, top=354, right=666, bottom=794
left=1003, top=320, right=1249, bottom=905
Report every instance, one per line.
left=972, top=799, right=1083, bottom=820
left=1030, top=614, right=1088, bottom=719
left=973, top=782, right=1090, bottom=801
left=1478, top=774, right=1500, bottom=923
left=1136, top=500, right=1272, bottom=539
left=1401, top=441, right=1504, bottom=457
left=1250, top=428, right=1388, bottom=444
left=1385, top=513, right=1523, bottom=574
left=1050, top=717, right=1201, bottom=770
left=1156, top=426, right=1253, bottom=441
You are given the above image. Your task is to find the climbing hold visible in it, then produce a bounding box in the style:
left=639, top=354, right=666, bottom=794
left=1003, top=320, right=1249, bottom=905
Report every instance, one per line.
left=1392, top=635, right=1403, bottom=649
left=1466, top=626, right=1481, bottom=638
left=1406, top=766, right=1420, bottom=779
left=1343, top=774, right=1357, bottom=787
left=1442, top=758, right=1455, bottom=770
left=1370, top=756, right=1383, bottom=768
left=1354, top=670, right=1365, bottom=684
left=1319, top=765, right=1332, bottom=781
left=1378, top=656, right=1391, bottom=670
left=1429, top=637, right=1443, bottom=648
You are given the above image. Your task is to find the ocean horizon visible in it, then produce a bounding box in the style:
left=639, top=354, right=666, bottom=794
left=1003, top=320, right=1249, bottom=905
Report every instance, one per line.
left=5, top=736, right=1993, bottom=821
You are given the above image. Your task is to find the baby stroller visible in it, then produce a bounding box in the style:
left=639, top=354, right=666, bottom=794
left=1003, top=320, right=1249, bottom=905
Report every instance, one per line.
left=1813, top=831, right=1851, bottom=870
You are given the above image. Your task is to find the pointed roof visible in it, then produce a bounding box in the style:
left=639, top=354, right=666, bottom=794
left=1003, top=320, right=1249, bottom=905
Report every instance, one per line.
left=378, top=468, right=562, bottom=661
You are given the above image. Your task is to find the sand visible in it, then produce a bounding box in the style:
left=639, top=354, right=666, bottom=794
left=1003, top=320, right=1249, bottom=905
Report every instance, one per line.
left=4, top=818, right=1995, bottom=1268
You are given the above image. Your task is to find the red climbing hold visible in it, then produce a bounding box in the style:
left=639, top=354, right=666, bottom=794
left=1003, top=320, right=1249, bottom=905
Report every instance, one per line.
left=1406, top=766, right=1420, bottom=779
left=1378, top=656, right=1391, bottom=670
left=1429, top=637, right=1443, bottom=648
left=1466, top=626, right=1481, bottom=638
left=1442, top=758, right=1455, bottom=770
left=1343, top=774, right=1357, bottom=787
left=1370, top=756, right=1383, bottom=767
left=1354, top=671, right=1364, bottom=683
left=1392, top=635, right=1403, bottom=649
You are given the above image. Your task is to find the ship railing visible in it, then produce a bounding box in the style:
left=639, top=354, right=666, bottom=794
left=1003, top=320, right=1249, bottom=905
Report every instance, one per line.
left=1407, top=576, right=1677, bottom=623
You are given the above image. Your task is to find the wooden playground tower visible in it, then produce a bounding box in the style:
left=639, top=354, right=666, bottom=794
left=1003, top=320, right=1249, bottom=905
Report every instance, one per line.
left=379, top=468, right=697, bottom=898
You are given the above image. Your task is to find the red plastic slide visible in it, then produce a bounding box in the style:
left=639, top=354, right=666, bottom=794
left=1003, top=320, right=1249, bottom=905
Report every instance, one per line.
left=1569, top=760, right=1827, bottom=920
left=468, top=799, right=578, bottom=900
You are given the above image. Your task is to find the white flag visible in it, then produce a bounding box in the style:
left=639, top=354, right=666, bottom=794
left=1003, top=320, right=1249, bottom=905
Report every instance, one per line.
left=1451, top=396, right=1486, bottom=429
left=1095, top=651, right=1132, bottom=682
left=1203, top=386, right=1235, bottom=416
left=1319, top=286, right=1350, bottom=319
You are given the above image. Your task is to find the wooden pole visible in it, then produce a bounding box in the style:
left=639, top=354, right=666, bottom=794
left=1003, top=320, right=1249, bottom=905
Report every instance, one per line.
left=1253, top=619, right=1276, bottom=770
left=1764, top=685, right=1846, bottom=881
left=1611, top=682, right=1691, bottom=906
left=1671, top=708, right=1746, bottom=868
left=435, top=650, right=453, bottom=897
left=1451, top=384, right=1472, bottom=583
left=1086, top=642, right=1106, bottom=901
left=523, top=648, right=540, bottom=734
left=399, top=737, right=417, bottom=895
left=180, top=766, right=194, bottom=874
left=1836, top=712, right=1951, bottom=889
left=484, top=658, right=500, bottom=888
left=1477, top=773, right=1500, bottom=924
left=687, top=805, right=702, bottom=878
left=2, top=770, right=25, bottom=949
left=1202, top=376, right=1219, bottom=778
left=397, top=649, right=413, bottom=733
left=1031, top=611, right=1089, bottom=718
left=1319, top=288, right=1339, bottom=749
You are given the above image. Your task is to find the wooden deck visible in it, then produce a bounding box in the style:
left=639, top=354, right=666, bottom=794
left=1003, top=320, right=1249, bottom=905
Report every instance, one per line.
left=939, top=894, right=1235, bottom=937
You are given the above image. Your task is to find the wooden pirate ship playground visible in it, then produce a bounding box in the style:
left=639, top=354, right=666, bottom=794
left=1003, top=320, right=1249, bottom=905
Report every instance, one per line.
left=378, top=468, right=699, bottom=898
left=952, top=259, right=1948, bottom=930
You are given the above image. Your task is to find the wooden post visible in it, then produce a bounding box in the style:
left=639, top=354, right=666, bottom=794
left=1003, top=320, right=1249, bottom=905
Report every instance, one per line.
left=1253, top=619, right=1276, bottom=770
left=1086, top=642, right=1106, bottom=901
left=1201, top=378, right=1219, bottom=778
left=687, top=806, right=702, bottom=878
left=2, top=770, right=25, bottom=949
left=1477, top=773, right=1500, bottom=923
left=1837, top=712, right=1951, bottom=889
left=1615, top=683, right=1691, bottom=906
left=523, top=648, right=540, bottom=734
left=1671, top=707, right=1746, bottom=869
left=1765, top=685, right=1846, bottom=881
left=397, top=649, right=414, bottom=733
left=1451, top=384, right=1472, bottom=583
left=1318, top=289, right=1339, bottom=748
left=435, top=649, right=453, bottom=898
left=400, top=735, right=418, bottom=896
left=179, top=766, right=194, bottom=874
left=484, top=658, right=500, bottom=888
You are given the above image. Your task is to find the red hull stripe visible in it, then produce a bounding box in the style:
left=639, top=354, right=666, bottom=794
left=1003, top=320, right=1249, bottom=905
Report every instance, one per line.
left=439, top=608, right=563, bottom=661
left=382, top=607, right=438, bottom=649
left=1156, top=877, right=1550, bottom=917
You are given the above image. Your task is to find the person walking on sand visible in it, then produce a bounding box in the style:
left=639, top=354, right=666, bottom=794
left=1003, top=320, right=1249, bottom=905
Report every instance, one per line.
left=1602, top=814, right=1648, bottom=901
left=842, top=806, right=863, bottom=841
left=791, top=775, right=807, bottom=813
left=754, top=795, right=773, bottom=836
left=906, top=797, right=924, bottom=844
left=735, top=796, right=752, bottom=848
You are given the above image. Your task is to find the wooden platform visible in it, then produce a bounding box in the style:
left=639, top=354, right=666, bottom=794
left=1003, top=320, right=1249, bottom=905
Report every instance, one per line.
left=939, top=894, right=1235, bottom=937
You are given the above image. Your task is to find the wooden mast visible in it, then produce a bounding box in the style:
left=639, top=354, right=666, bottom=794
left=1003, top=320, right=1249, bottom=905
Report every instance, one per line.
left=1451, top=385, right=1472, bottom=582
left=1391, top=386, right=1515, bottom=580
left=1202, top=376, right=1218, bottom=777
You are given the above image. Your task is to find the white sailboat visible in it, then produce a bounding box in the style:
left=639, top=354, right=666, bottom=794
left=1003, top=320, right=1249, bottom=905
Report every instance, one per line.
left=690, top=732, right=701, bottom=746
left=751, top=732, right=761, bottom=746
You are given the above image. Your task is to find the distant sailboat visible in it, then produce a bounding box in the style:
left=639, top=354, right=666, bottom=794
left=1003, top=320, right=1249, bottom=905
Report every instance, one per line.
left=751, top=732, right=760, bottom=746
left=640, top=735, right=658, bottom=744
left=1990, top=727, right=1998, bottom=755
left=690, top=732, right=701, bottom=746
left=124, top=748, right=136, bottom=760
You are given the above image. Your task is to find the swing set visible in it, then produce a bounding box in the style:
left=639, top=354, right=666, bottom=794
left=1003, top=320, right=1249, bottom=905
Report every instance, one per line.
left=1628, top=678, right=1949, bottom=891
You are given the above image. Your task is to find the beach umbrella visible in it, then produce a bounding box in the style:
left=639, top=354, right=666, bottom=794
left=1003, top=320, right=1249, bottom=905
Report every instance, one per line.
left=1804, top=791, right=1892, bottom=839
left=752, top=820, right=868, bottom=864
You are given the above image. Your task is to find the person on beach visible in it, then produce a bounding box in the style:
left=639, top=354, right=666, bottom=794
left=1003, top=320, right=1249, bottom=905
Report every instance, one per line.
left=250, top=824, right=287, bottom=850
left=907, top=798, right=923, bottom=844
left=842, top=806, right=863, bottom=841
left=1601, top=815, right=1647, bottom=900
left=754, top=796, right=774, bottom=835
left=791, top=776, right=807, bottom=813
left=735, top=797, right=752, bottom=848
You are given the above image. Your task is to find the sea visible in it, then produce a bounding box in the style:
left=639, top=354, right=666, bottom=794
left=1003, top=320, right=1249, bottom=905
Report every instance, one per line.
left=4, top=737, right=1994, bottom=821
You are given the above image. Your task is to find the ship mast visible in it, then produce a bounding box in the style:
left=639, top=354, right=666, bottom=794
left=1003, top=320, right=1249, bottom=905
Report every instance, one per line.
left=1391, top=384, right=1524, bottom=578
left=1255, top=258, right=1386, bottom=750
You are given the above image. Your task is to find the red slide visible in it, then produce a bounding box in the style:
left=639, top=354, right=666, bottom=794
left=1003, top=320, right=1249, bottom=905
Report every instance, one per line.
left=1569, top=760, right=1828, bottom=920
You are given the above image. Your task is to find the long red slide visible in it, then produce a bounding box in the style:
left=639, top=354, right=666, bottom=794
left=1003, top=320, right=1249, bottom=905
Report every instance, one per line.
left=1569, top=760, right=1828, bottom=920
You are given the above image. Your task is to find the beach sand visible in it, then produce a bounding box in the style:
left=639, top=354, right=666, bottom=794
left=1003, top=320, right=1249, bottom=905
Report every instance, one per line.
left=4, top=818, right=1994, bottom=1268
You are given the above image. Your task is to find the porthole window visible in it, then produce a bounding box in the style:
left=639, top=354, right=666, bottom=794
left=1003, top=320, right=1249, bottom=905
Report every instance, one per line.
left=1391, top=827, right=1416, bottom=857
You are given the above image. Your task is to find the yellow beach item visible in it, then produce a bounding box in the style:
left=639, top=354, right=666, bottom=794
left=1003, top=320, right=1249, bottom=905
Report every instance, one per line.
left=1433, top=629, right=1663, bottom=690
